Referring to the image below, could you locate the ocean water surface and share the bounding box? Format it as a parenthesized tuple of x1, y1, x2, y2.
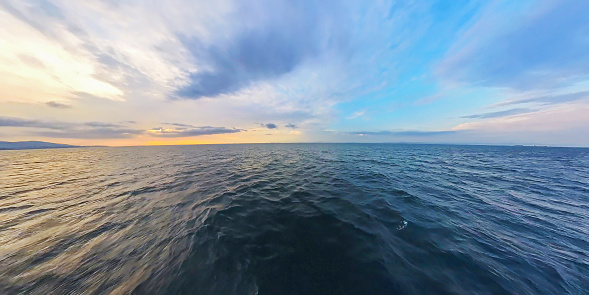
(1, 144, 588, 294)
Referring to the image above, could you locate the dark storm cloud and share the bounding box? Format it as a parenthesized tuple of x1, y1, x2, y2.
(175, 0, 348, 99)
(263, 123, 277, 129)
(461, 108, 534, 119)
(149, 126, 242, 137)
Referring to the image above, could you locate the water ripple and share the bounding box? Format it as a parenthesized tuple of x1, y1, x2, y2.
(0, 144, 588, 294)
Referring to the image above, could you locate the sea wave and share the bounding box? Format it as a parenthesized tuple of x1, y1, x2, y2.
(0, 144, 588, 294)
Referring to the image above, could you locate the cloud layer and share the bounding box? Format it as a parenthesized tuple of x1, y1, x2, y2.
(147, 126, 242, 137)
(0, 116, 241, 139)
(0, 116, 142, 138)
(438, 1, 589, 90)
(176, 1, 346, 99)
(1, 0, 588, 146)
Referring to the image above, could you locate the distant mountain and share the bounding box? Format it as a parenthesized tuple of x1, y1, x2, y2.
(0, 141, 81, 150)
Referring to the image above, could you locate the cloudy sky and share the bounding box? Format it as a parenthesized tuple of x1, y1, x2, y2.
(1, 0, 588, 146)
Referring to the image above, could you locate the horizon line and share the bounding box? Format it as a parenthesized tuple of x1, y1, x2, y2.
(3, 140, 589, 149)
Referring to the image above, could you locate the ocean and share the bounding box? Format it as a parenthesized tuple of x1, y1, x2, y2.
(1, 144, 588, 294)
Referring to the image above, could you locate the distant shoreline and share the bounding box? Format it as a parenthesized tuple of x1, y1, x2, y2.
(0, 141, 81, 150)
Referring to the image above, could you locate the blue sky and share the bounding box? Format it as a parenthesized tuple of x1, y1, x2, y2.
(1, 0, 588, 146)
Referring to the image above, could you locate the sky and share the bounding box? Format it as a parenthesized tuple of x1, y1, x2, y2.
(1, 0, 588, 147)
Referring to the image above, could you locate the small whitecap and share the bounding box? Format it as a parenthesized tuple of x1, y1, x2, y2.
(397, 220, 408, 230)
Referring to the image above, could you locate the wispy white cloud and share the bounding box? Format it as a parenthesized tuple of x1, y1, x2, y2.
(454, 103, 589, 132)
(494, 91, 589, 107)
(0, 0, 198, 104)
(461, 108, 535, 119)
(437, 1, 589, 91)
(347, 110, 366, 119)
(0, 3, 125, 103)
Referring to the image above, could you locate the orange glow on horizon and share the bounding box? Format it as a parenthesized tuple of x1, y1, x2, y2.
(10, 128, 303, 147)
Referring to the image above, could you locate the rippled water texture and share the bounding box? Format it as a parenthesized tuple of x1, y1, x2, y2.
(1, 144, 588, 294)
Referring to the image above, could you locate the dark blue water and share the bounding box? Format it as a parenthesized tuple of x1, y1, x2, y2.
(1, 144, 588, 294)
